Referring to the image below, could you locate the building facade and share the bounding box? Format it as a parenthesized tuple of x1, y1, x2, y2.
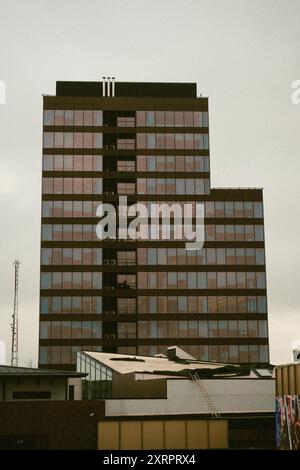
(39, 80, 269, 370)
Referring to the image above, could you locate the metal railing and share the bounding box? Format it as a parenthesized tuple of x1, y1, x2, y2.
(189, 371, 221, 419)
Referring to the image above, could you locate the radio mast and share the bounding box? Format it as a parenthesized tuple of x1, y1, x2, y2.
(11, 260, 20, 367)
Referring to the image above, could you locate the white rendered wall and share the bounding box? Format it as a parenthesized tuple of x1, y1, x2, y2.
(105, 378, 275, 417)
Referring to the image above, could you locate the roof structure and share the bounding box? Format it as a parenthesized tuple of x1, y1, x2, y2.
(0, 365, 86, 378)
(81, 351, 272, 379)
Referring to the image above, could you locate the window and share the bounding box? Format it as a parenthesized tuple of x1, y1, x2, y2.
(43, 110, 54, 125)
(12, 391, 51, 400)
(146, 111, 155, 126)
(117, 138, 135, 149)
(41, 273, 51, 289)
(118, 322, 136, 339)
(174, 111, 183, 127)
(118, 274, 136, 289)
(117, 160, 135, 171)
(257, 296, 267, 313)
(255, 226, 264, 241)
(118, 298, 136, 314)
(254, 202, 263, 218)
(136, 111, 146, 126)
(117, 182, 135, 194)
(117, 251, 136, 265)
(256, 272, 266, 289)
(225, 201, 234, 217)
(42, 201, 52, 217)
(255, 249, 265, 265)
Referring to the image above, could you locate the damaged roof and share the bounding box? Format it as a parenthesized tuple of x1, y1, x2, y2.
(80, 351, 272, 379)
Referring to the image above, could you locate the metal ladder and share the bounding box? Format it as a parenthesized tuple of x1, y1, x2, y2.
(189, 371, 221, 418)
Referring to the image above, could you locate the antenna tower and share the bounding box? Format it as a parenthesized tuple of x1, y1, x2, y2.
(11, 260, 20, 367)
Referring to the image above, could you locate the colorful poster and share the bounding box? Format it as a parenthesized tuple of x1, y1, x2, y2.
(276, 395, 300, 449)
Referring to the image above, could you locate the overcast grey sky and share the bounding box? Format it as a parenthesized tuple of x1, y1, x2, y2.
(0, 0, 299, 366)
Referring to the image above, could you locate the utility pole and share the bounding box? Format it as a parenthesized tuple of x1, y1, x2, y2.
(11, 260, 20, 367)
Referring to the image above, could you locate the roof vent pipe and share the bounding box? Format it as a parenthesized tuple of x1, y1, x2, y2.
(107, 77, 111, 97)
(111, 77, 115, 97)
(102, 77, 106, 97)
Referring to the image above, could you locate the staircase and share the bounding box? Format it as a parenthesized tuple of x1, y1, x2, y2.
(189, 371, 221, 418)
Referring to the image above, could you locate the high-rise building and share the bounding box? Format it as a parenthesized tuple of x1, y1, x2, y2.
(39, 80, 269, 370)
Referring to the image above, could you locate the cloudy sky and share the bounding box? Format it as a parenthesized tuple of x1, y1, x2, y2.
(0, 0, 299, 366)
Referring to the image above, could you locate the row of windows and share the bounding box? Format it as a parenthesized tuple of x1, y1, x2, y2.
(42, 224, 99, 241)
(43, 133, 209, 151)
(40, 272, 102, 290)
(119, 222, 263, 244)
(49, 112, 209, 130)
(43, 110, 103, 127)
(42, 154, 210, 174)
(43, 132, 102, 149)
(41, 223, 264, 243)
(137, 178, 210, 195)
(114, 272, 267, 291)
(136, 344, 269, 364)
(39, 343, 269, 365)
(41, 199, 263, 220)
(40, 246, 265, 268)
(136, 133, 209, 150)
(137, 272, 266, 290)
(137, 295, 267, 314)
(41, 248, 102, 265)
(136, 155, 210, 172)
(136, 111, 208, 128)
(40, 296, 102, 314)
(205, 224, 264, 241)
(138, 223, 262, 246)
(206, 201, 263, 219)
(39, 345, 102, 365)
(140, 201, 264, 219)
(137, 248, 265, 266)
(43, 110, 209, 129)
(42, 177, 102, 194)
(42, 200, 100, 218)
(43, 154, 103, 172)
(39, 321, 102, 339)
(137, 320, 268, 339)
(123, 180, 217, 195)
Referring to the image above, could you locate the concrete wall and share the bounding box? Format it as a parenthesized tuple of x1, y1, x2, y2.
(98, 419, 228, 450)
(105, 378, 275, 416)
(0, 377, 67, 401)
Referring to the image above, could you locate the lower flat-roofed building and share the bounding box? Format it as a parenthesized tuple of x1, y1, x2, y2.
(275, 362, 300, 450)
(0, 365, 85, 401)
(77, 346, 276, 449)
(0, 365, 92, 450)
